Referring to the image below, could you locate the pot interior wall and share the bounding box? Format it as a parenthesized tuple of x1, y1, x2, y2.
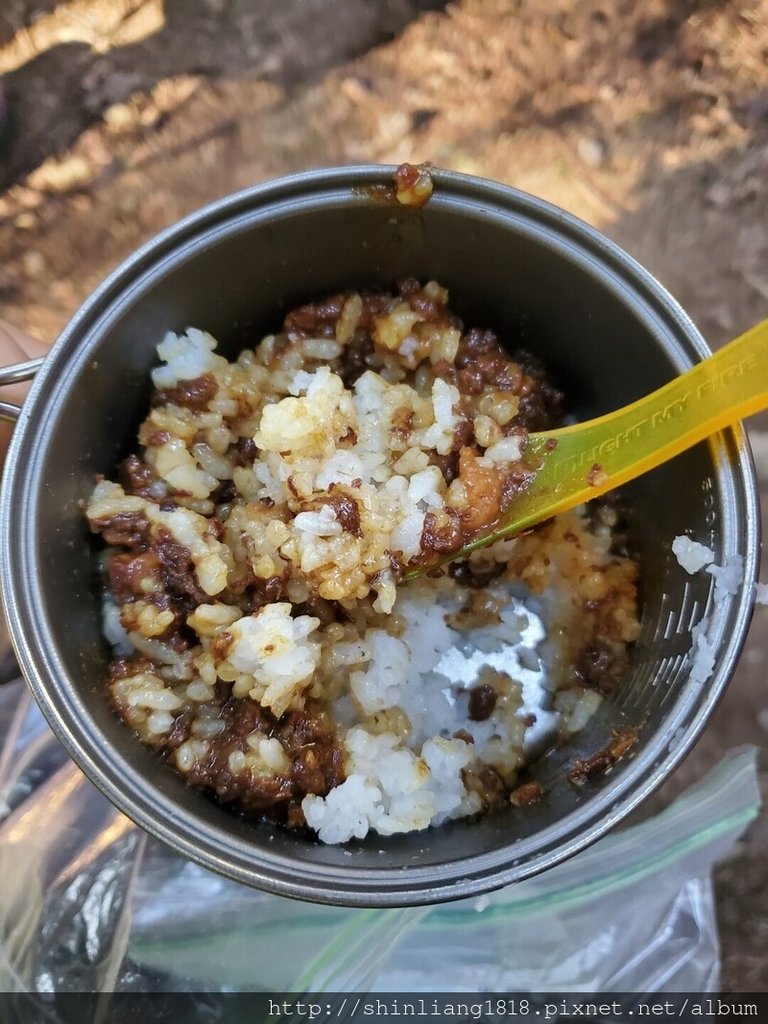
(23, 182, 732, 890)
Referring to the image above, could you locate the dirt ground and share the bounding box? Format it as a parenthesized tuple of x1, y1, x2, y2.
(1, 0, 767, 992)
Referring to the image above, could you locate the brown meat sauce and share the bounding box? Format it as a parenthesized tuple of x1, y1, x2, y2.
(180, 701, 344, 822)
(154, 373, 219, 410)
(90, 278, 640, 831)
(250, 274, 563, 576)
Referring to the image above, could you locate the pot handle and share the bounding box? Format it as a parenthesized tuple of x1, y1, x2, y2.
(0, 356, 45, 423)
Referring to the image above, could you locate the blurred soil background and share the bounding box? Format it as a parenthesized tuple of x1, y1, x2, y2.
(1, 0, 767, 991)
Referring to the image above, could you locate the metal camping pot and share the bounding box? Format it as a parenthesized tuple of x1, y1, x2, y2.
(0, 166, 759, 906)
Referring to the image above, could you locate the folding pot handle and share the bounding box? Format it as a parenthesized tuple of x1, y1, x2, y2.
(0, 357, 45, 423)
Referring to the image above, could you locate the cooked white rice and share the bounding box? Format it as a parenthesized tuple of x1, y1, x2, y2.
(671, 535, 715, 574)
(88, 283, 641, 842)
(672, 534, 748, 685)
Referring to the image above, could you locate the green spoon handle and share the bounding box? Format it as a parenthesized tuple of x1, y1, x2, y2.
(516, 317, 768, 532)
(405, 318, 768, 573)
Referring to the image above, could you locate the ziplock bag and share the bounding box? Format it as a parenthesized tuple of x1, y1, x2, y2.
(0, 678, 760, 995)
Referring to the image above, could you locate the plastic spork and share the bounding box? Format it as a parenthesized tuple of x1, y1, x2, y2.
(405, 318, 768, 576)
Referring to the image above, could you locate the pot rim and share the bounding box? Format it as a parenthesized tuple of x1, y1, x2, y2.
(0, 165, 759, 905)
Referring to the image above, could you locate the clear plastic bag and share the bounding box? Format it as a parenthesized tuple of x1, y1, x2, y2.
(0, 678, 760, 995)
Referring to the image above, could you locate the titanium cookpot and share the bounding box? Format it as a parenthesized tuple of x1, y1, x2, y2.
(0, 166, 759, 906)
